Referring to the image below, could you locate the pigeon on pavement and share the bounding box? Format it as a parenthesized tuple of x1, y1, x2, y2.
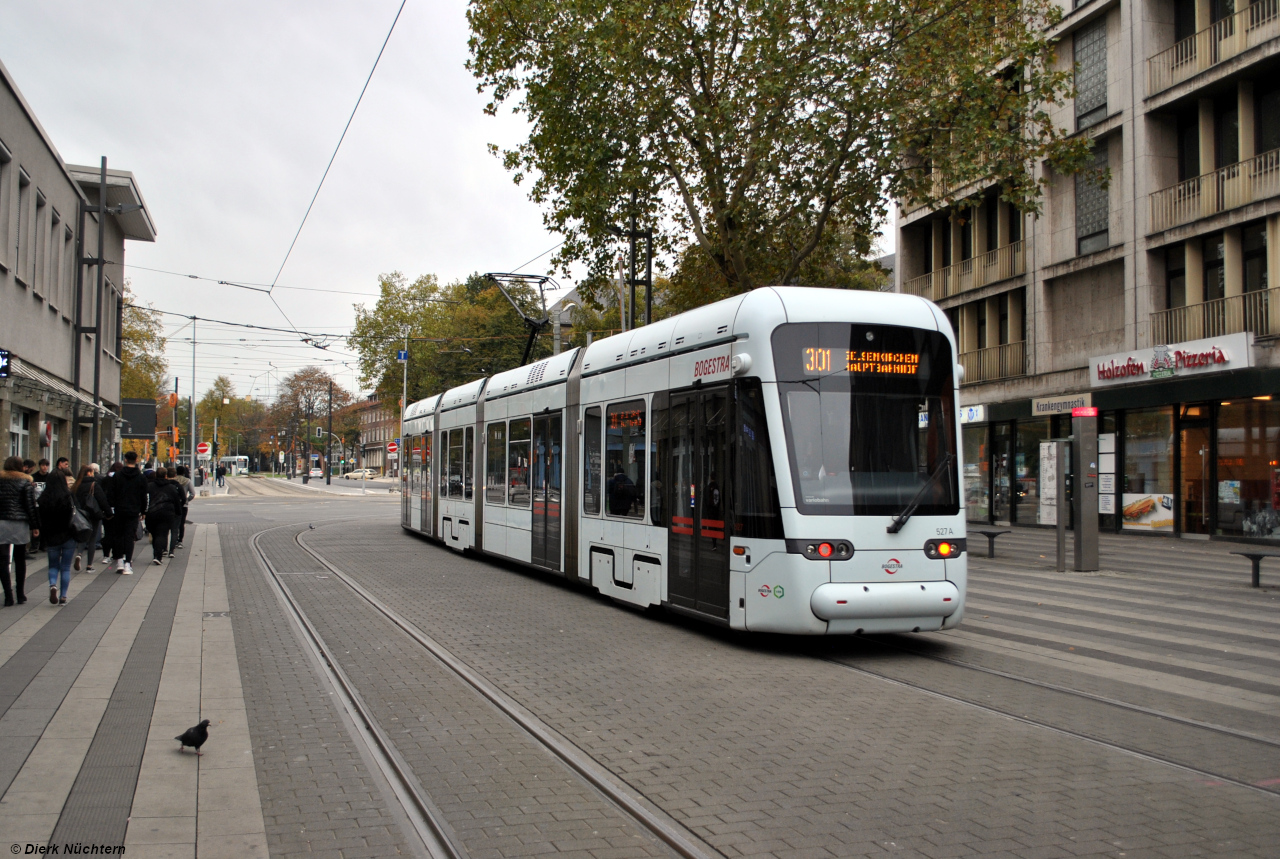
(176, 719, 211, 755)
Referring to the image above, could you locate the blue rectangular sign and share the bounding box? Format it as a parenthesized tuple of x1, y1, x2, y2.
(396, 350, 408, 362)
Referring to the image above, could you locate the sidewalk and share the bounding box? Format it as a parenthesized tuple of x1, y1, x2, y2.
(0, 525, 266, 858)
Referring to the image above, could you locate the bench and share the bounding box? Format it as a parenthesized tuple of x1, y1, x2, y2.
(971, 529, 1012, 559)
(1229, 551, 1280, 587)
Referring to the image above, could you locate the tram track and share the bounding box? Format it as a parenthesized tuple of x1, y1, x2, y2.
(819, 646, 1280, 799)
(252, 520, 716, 859)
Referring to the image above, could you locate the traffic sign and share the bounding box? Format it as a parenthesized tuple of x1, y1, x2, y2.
(387, 440, 399, 454)
(396, 350, 408, 362)
(196, 442, 211, 455)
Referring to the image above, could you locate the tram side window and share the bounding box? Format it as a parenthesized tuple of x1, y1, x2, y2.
(606, 400, 646, 518)
(448, 429, 464, 498)
(486, 421, 506, 504)
(509, 418, 531, 507)
(734, 378, 783, 539)
(464, 427, 474, 500)
(583, 407, 602, 515)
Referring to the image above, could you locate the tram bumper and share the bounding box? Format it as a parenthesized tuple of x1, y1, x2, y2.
(811, 580, 959, 632)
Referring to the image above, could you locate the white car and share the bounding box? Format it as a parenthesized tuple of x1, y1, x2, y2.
(309, 468, 323, 477)
(343, 468, 376, 479)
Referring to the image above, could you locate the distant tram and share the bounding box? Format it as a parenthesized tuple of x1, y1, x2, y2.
(401, 287, 966, 635)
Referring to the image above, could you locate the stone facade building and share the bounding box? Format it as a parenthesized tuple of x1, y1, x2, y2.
(895, 0, 1280, 540)
(355, 395, 397, 475)
(1, 57, 156, 470)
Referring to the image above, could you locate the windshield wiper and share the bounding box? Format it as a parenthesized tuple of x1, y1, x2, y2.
(886, 452, 954, 534)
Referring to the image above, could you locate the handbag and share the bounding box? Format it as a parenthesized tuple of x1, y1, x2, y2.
(70, 505, 93, 544)
(81, 487, 102, 518)
(136, 518, 147, 541)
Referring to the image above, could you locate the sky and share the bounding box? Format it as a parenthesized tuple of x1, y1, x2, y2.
(1, 0, 566, 401)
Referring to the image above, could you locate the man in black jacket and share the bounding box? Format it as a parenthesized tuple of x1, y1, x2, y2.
(103, 451, 148, 575)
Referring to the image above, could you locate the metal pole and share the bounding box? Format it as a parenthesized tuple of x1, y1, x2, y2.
(401, 337, 408, 479)
(628, 196, 637, 333)
(90, 157, 107, 463)
(645, 230, 653, 327)
(1056, 440, 1067, 573)
(190, 316, 197, 481)
(71, 198, 87, 473)
(326, 380, 333, 485)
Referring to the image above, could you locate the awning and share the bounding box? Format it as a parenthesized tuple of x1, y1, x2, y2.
(7, 358, 115, 417)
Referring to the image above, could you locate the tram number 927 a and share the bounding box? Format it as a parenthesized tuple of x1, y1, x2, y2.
(400, 286, 967, 636)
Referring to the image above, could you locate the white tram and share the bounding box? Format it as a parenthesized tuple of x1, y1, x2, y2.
(401, 286, 966, 635)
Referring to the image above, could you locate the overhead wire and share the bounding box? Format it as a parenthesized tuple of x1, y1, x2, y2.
(266, 0, 407, 294)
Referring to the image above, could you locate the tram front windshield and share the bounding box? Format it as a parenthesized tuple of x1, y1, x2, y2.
(772, 322, 959, 517)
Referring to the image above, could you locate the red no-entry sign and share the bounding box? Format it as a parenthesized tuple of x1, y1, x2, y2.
(196, 442, 211, 455)
(387, 441, 399, 454)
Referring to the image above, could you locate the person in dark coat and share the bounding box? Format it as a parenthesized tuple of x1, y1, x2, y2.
(38, 467, 77, 605)
(0, 456, 40, 606)
(102, 451, 148, 575)
(72, 466, 110, 572)
(145, 471, 182, 565)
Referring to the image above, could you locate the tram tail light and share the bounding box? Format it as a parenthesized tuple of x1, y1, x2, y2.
(817, 542, 834, 558)
(924, 538, 966, 559)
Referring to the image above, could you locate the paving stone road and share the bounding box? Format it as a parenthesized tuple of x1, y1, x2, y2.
(3, 492, 1278, 859)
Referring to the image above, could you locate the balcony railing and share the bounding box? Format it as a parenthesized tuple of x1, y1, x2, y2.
(1149, 148, 1280, 233)
(903, 241, 1027, 301)
(1147, 0, 1280, 94)
(1151, 286, 1280, 343)
(960, 340, 1026, 385)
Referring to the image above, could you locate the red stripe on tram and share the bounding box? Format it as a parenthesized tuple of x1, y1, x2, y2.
(701, 519, 724, 528)
(673, 516, 694, 525)
(671, 526, 694, 535)
(701, 529, 725, 539)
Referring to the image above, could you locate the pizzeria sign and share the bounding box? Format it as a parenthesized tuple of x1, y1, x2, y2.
(1090, 332, 1253, 388)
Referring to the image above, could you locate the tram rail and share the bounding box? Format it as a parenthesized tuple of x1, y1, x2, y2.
(252, 520, 717, 859)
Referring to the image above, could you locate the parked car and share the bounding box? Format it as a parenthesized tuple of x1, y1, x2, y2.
(343, 468, 376, 480)
(309, 468, 323, 477)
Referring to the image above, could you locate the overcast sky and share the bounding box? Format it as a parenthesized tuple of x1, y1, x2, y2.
(2, 0, 563, 400)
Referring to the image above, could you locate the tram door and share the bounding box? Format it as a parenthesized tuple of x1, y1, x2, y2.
(531, 413, 563, 570)
(409, 438, 422, 530)
(422, 431, 433, 536)
(668, 386, 730, 618)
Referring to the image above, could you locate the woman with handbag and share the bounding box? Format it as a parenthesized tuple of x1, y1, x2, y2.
(72, 466, 110, 572)
(0, 455, 40, 606)
(38, 467, 80, 605)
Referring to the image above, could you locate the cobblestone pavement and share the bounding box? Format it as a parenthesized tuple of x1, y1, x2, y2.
(296, 519, 1280, 859)
(7, 492, 1278, 859)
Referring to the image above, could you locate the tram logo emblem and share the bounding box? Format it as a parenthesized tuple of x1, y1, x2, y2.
(758, 584, 785, 598)
(758, 584, 772, 598)
(882, 558, 903, 574)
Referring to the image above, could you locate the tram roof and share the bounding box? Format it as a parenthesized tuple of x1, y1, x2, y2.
(579, 286, 946, 377)
(483, 348, 581, 401)
(438, 377, 488, 412)
(403, 394, 441, 421)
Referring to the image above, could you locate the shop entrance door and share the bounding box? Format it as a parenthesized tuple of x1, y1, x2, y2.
(1180, 419, 1213, 534)
(667, 386, 730, 619)
(992, 422, 1014, 523)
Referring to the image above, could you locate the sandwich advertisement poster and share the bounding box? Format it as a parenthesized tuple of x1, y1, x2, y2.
(1121, 493, 1174, 532)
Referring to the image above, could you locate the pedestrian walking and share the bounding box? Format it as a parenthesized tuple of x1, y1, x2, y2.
(38, 467, 77, 605)
(26, 458, 47, 558)
(102, 451, 148, 575)
(72, 465, 110, 572)
(0, 456, 40, 606)
(145, 470, 182, 565)
(171, 466, 194, 549)
(216, 464, 226, 488)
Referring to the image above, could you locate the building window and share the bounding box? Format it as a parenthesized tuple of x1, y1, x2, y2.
(9, 408, 31, 459)
(1122, 407, 1174, 532)
(1218, 400, 1280, 539)
(1176, 107, 1200, 181)
(1215, 95, 1239, 168)
(1243, 223, 1268, 293)
(1074, 18, 1108, 130)
(1259, 82, 1280, 155)
(34, 189, 47, 296)
(1076, 138, 1109, 255)
(1173, 0, 1197, 42)
(17, 169, 30, 283)
(1203, 232, 1225, 301)
(1167, 245, 1187, 309)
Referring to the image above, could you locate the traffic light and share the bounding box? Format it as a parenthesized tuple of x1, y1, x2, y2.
(212, 440, 220, 457)
(173, 426, 179, 445)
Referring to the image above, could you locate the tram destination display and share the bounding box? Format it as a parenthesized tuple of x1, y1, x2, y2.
(801, 348, 920, 376)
